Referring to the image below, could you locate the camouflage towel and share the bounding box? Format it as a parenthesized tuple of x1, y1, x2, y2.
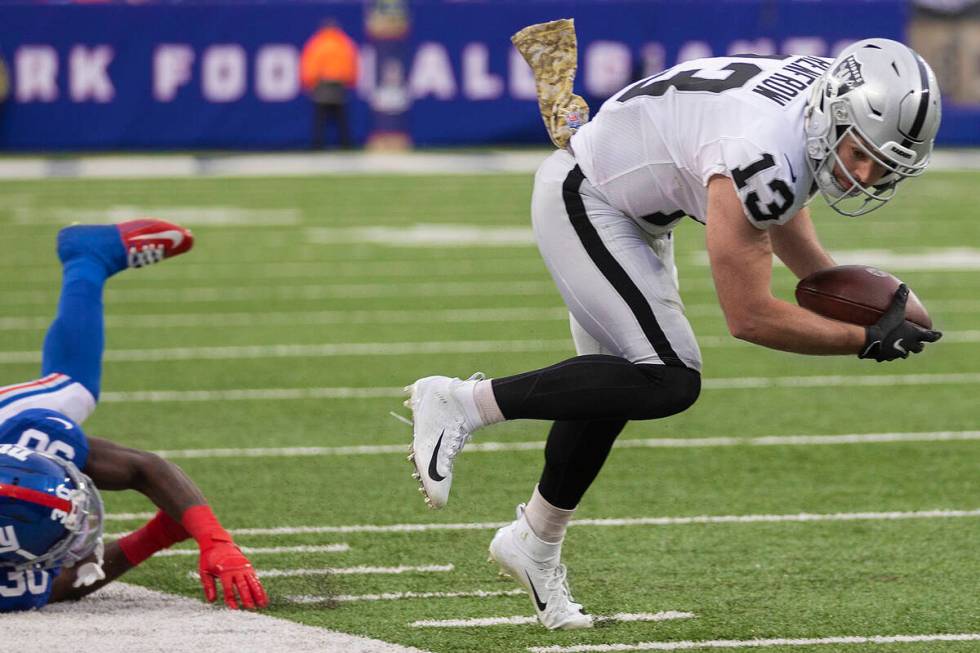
(511, 19, 590, 149)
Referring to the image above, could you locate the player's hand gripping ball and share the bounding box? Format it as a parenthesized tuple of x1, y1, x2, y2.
(796, 265, 941, 362)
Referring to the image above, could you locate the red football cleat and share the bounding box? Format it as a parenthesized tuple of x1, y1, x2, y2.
(117, 219, 194, 268)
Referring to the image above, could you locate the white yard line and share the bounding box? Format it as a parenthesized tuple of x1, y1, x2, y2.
(287, 589, 525, 604)
(104, 386, 403, 402)
(2, 267, 976, 305)
(3, 299, 980, 332)
(0, 582, 428, 653)
(105, 508, 978, 538)
(96, 372, 980, 405)
(2, 334, 976, 364)
(412, 611, 695, 628)
(0, 281, 560, 305)
(13, 206, 304, 227)
(0, 307, 571, 331)
(178, 563, 453, 580)
(148, 431, 980, 461)
(254, 564, 454, 578)
(0, 339, 571, 363)
(690, 248, 980, 271)
(157, 543, 350, 557)
(306, 224, 536, 247)
(702, 372, 980, 389)
(104, 511, 156, 521)
(527, 633, 980, 652)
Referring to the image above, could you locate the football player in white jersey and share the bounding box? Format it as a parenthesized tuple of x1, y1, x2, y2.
(405, 38, 943, 629)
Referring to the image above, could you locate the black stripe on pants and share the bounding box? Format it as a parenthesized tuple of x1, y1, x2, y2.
(561, 165, 686, 368)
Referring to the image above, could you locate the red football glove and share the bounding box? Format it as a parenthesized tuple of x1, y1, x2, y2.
(182, 505, 269, 610)
(197, 538, 268, 610)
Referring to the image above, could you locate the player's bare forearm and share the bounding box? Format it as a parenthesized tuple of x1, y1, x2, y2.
(724, 295, 867, 354)
(706, 176, 864, 355)
(48, 540, 134, 604)
(85, 437, 207, 520)
(769, 208, 837, 279)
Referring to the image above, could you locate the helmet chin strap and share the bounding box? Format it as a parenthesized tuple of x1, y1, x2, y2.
(72, 538, 105, 588)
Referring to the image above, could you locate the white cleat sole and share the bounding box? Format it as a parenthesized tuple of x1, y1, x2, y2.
(405, 382, 439, 510)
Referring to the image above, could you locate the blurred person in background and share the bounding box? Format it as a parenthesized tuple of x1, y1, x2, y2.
(300, 19, 359, 150)
(0, 50, 9, 131)
(0, 219, 268, 612)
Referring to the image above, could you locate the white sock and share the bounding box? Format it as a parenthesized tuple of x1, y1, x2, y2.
(454, 378, 505, 432)
(523, 485, 575, 545)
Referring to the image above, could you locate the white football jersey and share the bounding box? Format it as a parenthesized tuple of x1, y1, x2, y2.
(569, 54, 834, 234)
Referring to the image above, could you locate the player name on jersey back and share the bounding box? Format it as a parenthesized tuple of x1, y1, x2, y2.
(751, 56, 832, 106)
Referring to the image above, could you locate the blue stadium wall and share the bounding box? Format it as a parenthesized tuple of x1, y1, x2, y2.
(0, 0, 973, 150)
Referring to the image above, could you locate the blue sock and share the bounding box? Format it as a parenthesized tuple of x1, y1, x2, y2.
(56, 224, 127, 277)
(41, 227, 123, 400)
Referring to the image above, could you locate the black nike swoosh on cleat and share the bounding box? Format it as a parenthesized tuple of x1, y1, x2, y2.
(526, 572, 547, 612)
(427, 431, 447, 482)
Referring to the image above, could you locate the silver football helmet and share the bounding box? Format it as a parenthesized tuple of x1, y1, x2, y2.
(804, 38, 941, 216)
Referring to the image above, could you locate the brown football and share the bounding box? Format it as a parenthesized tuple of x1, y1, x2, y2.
(795, 265, 932, 329)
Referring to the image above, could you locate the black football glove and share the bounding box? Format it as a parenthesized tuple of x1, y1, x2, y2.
(859, 284, 942, 362)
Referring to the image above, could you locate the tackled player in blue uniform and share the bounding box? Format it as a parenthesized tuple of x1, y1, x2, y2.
(0, 220, 268, 612)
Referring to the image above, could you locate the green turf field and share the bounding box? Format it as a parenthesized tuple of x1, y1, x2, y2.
(0, 168, 977, 652)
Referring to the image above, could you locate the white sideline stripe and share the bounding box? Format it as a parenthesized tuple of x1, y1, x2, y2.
(148, 431, 980, 460)
(157, 544, 350, 557)
(96, 373, 980, 404)
(255, 564, 454, 578)
(411, 611, 695, 629)
(287, 589, 526, 604)
(527, 633, 980, 652)
(117, 508, 971, 538)
(0, 150, 555, 180)
(0, 582, 428, 653)
(2, 335, 976, 364)
(0, 149, 975, 180)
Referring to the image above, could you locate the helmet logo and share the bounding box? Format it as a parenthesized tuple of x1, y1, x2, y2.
(834, 55, 866, 94)
(0, 443, 32, 462)
(0, 525, 20, 554)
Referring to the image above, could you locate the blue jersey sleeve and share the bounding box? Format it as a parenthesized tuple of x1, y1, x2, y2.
(0, 408, 90, 470)
(0, 568, 55, 612)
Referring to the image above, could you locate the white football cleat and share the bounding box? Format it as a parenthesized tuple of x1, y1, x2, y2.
(404, 373, 483, 509)
(488, 504, 592, 630)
